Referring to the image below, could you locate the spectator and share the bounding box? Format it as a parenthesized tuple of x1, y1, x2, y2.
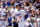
(24, 18, 32, 27)
(33, 19, 39, 27)
(0, 17, 8, 27)
(8, 14, 12, 26)
(13, 17, 18, 27)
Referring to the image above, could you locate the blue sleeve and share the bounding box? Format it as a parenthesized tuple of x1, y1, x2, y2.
(3, 3, 6, 8)
(25, 14, 28, 19)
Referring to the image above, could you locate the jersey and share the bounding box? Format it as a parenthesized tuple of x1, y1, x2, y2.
(16, 9, 26, 22)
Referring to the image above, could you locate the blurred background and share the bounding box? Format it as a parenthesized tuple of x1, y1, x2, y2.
(0, 0, 40, 27)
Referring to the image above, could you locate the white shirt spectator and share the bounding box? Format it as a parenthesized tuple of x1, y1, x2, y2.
(25, 22, 32, 27)
(18, 21, 25, 27)
(0, 21, 8, 27)
(33, 23, 39, 27)
(0, 8, 6, 16)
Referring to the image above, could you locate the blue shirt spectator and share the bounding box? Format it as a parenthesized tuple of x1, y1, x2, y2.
(8, 17, 12, 26)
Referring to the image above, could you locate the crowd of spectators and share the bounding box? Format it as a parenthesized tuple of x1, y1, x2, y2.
(0, 0, 40, 27)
